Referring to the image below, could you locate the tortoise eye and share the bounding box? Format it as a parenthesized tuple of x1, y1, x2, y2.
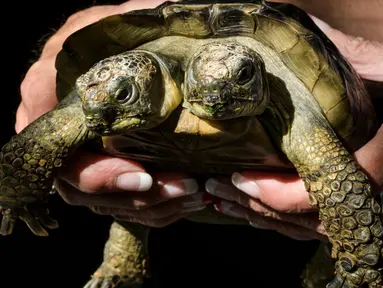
(237, 65, 255, 85)
(115, 84, 138, 105)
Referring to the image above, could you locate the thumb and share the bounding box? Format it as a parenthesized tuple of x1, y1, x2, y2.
(231, 171, 314, 213)
(59, 150, 153, 193)
(310, 15, 383, 81)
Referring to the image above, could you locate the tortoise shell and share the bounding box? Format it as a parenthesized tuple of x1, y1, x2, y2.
(55, 0, 377, 174)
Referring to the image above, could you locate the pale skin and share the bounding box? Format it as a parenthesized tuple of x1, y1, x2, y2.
(17, 0, 383, 236)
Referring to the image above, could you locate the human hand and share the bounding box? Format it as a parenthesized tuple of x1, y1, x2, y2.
(205, 15, 383, 241)
(15, 0, 208, 228)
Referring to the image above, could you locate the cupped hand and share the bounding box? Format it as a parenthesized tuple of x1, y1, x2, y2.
(206, 15, 383, 241)
(15, 0, 207, 228)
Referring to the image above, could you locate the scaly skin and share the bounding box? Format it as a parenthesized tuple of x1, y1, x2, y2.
(185, 39, 382, 287)
(0, 49, 183, 287)
(84, 222, 150, 288)
(285, 125, 383, 287)
(0, 92, 90, 236)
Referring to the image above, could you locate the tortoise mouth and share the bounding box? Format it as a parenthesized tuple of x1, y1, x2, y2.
(191, 101, 230, 119)
(86, 122, 113, 135)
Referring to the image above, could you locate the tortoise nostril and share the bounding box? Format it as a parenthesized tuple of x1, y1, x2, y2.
(83, 102, 115, 122)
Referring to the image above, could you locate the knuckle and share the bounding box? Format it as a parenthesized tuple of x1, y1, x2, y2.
(344, 36, 383, 65)
(347, 36, 369, 56)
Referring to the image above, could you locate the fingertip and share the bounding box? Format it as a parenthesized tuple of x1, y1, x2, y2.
(60, 151, 148, 193)
(308, 14, 332, 33)
(115, 171, 153, 192)
(232, 171, 314, 213)
(160, 178, 198, 198)
(231, 172, 261, 199)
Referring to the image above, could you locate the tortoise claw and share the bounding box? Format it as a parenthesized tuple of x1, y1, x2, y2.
(37, 213, 59, 229)
(84, 277, 144, 288)
(84, 278, 118, 288)
(0, 203, 58, 236)
(18, 208, 49, 236)
(326, 275, 345, 288)
(0, 212, 16, 235)
(84, 278, 102, 288)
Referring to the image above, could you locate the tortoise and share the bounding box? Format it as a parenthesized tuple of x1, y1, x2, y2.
(0, 0, 382, 287)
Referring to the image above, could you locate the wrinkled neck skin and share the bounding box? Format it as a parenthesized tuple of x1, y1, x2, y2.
(258, 73, 294, 148)
(131, 50, 183, 131)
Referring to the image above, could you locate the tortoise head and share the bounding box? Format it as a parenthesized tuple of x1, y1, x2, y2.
(76, 51, 165, 135)
(184, 42, 269, 120)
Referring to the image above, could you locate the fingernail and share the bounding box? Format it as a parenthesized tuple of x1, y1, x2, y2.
(183, 204, 206, 213)
(215, 201, 244, 218)
(231, 172, 261, 199)
(205, 178, 235, 196)
(115, 172, 153, 191)
(309, 15, 331, 32)
(162, 178, 198, 198)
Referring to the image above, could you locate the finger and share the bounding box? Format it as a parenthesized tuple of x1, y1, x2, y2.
(55, 178, 155, 210)
(206, 178, 324, 233)
(216, 201, 327, 241)
(90, 192, 210, 220)
(59, 150, 200, 196)
(115, 207, 205, 228)
(17, 59, 58, 133)
(55, 172, 199, 209)
(230, 172, 314, 213)
(59, 150, 152, 193)
(310, 15, 383, 81)
(354, 124, 383, 191)
(205, 178, 252, 208)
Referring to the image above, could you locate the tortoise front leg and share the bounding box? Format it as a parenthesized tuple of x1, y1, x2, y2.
(284, 126, 382, 287)
(84, 221, 150, 288)
(0, 92, 90, 236)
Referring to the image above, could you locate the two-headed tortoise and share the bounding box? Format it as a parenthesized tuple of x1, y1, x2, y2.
(0, 1, 381, 287)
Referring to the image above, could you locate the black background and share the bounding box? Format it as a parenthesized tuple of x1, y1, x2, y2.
(1, 1, 380, 288)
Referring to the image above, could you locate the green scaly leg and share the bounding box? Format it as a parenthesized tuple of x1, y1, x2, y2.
(0, 92, 88, 236)
(84, 221, 150, 288)
(286, 126, 382, 287)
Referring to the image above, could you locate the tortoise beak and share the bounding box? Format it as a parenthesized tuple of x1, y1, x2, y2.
(83, 102, 115, 134)
(202, 93, 229, 107)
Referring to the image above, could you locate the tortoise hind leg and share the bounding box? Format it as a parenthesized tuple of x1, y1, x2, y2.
(301, 242, 336, 288)
(84, 221, 150, 288)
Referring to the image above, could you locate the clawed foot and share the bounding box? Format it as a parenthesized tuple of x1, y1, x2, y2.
(84, 276, 144, 288)
(84, 277, 116, 288)
(0, 200, 58, 236)
(327, 266, 382, 288)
